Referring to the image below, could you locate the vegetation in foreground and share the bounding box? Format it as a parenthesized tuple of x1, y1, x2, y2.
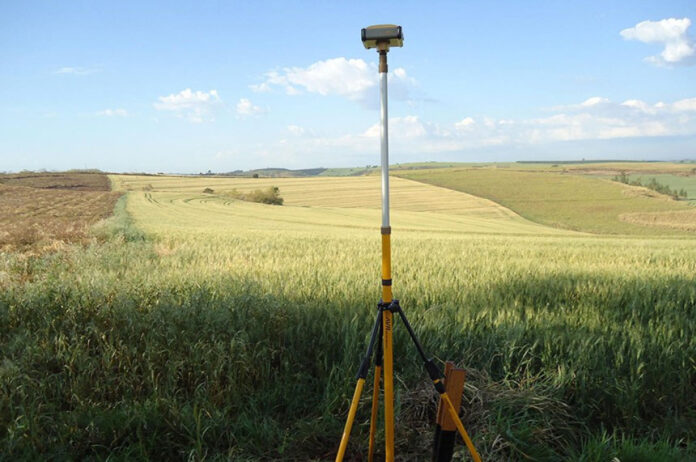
(1, 173, 694, 460)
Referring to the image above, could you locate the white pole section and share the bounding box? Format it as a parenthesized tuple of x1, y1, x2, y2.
(379, 52, 390, 229)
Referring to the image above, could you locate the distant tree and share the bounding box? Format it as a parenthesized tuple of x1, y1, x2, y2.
(612, 171, 630, 184)
(252, 173, 259, 178)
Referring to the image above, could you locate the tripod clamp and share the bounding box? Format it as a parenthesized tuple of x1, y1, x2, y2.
(378, 299, 447, 395)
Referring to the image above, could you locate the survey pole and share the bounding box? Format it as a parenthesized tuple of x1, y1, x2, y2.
(379, 49, 390, 235)
(377, 44, 396, 462)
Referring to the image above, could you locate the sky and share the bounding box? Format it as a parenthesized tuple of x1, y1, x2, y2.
(1, 1, 695, 173)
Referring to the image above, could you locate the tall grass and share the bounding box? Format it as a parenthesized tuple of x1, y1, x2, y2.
(1, 184, 695, 460)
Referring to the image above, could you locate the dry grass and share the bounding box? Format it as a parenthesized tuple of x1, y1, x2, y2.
(0, 173, 120, 252)
(620, 209, 696, 231)
(397, 367, 578, 461)
(109, 174, 540, 222)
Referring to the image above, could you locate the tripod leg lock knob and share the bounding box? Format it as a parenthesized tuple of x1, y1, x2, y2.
(425, 359, 446, 394)
(388, 300, 401, 313)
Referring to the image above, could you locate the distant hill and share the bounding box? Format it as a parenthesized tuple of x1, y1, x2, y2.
(216, 166, 380, 178)
(179, 160, 696, 178)
(396, 166, 695, 235)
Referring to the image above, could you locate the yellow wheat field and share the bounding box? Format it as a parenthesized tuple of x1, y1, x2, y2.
(110, 174, 576, 237)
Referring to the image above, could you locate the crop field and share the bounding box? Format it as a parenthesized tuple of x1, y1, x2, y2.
(0, 172, 120, 252)
(111, 174, 571, 235)
(397, 167, 696, 235)
(391, 161, 696, 175)
(1, 171, 695, 460)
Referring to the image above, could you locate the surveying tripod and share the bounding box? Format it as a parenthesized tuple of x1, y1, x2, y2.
(335, 25, 482, 462)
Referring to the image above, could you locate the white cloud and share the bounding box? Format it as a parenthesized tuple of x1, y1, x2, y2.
(154, 88, 221, 123)
(497, 97, 696, 142)
(249, 82, 271, 93)
(363, 115, 440, 139)
(621, 18, 695, 66)
(287, 125, 306, 136)
(551, 96, 611, 111)
(455, 117, 476, 130)
(96, 108, 128, 117)
(255, 58, 372, 98)
(251, 57, 417, 107)
(236, 98, 265, 117)
(672, 97, 696, 112)
(53, 66, 99, 76)
(580, 96, 610, 107)
(275, 96, 696, 162)
(620, 99, 653, 113)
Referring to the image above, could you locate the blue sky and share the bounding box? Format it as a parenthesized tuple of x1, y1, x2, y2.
(1, 1, 695, 173)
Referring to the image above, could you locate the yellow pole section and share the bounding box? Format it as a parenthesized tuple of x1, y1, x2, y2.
(367, 365, 381, 462)
(335, 378, 366, 462)
(381, 230, 395, 461)
(381, 233, 392, 303)
(441, 393, 482, 462)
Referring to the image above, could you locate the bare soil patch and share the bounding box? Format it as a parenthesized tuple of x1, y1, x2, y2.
(0, 171, 111, 191)
(0, 172, 120, 252)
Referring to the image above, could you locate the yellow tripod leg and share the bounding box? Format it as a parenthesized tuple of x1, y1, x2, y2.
(335, 378, 366, 462)
(336, 303, 382, 461)
(440, 392, 482, 462)
(367, 364, 381, 462)
(383, 311, 394, 462)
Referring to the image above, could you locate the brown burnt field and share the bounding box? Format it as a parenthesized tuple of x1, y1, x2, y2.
(0, 172, 120, 252)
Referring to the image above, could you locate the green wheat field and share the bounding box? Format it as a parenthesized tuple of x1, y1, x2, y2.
(2, 165, 695, 461)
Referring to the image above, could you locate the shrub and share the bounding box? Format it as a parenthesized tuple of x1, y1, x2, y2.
(227, 186, 283, 205)
(203, 188, 214, 194)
